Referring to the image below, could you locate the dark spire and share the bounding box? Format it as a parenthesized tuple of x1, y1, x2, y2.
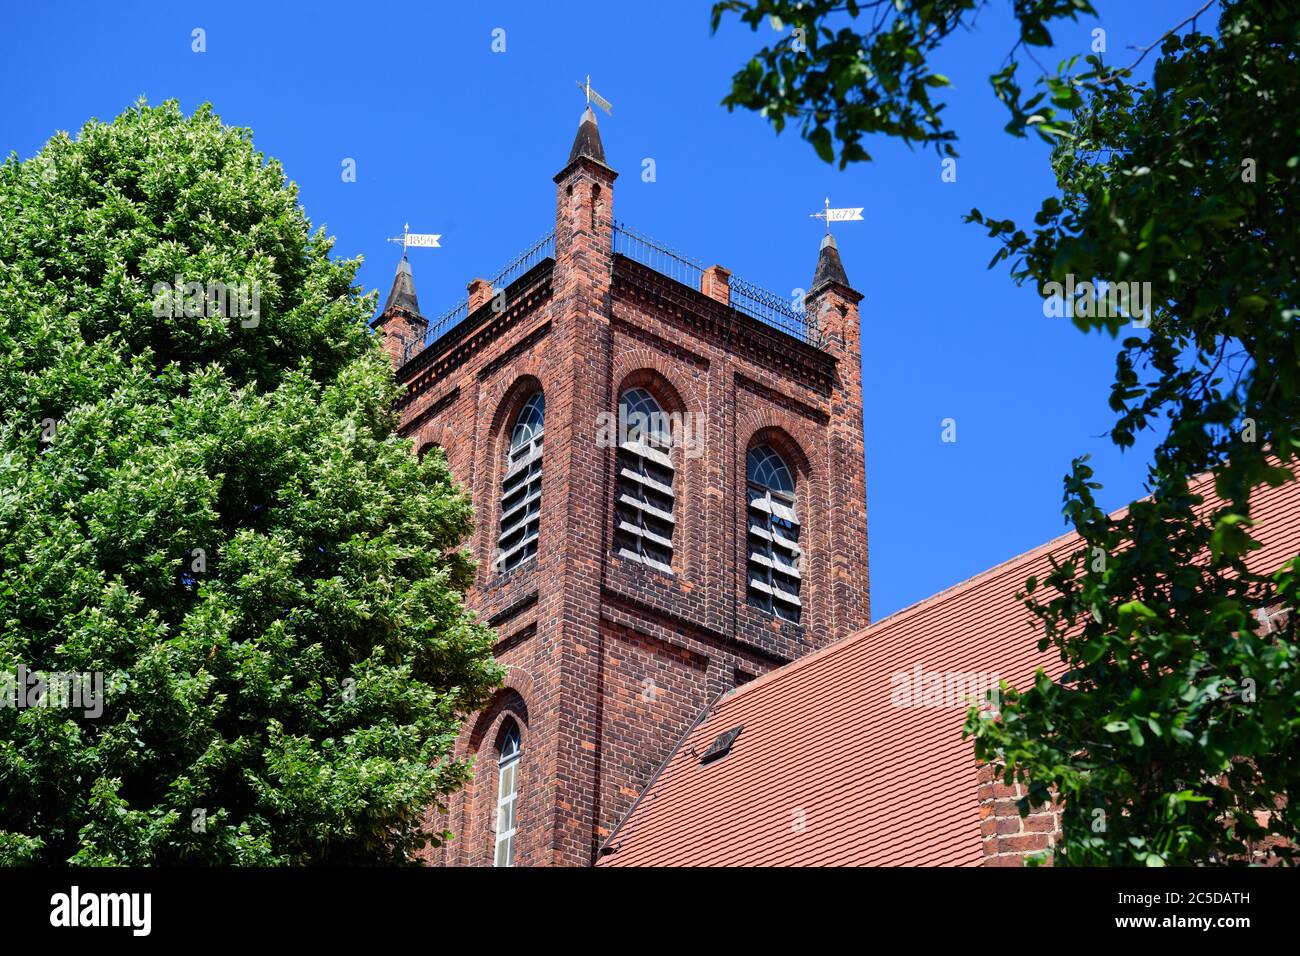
(568, 105, 607, 166)
(383, 255, 421, 316)
(810, 233, 851, 293)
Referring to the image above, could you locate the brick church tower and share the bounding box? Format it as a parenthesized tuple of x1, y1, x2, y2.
(374, 107, 870, 866)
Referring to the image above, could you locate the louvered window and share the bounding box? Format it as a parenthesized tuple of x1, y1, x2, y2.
(746, 445, 801, 622)
(496, 392, 544, 573)
(613, 388, 675, 574)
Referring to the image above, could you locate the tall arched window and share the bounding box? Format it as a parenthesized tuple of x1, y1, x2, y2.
(746, 444, 802, 622)
(496, 392, 544, 573)
(613, 387, 675, 573)
(493, 724, 521, 867)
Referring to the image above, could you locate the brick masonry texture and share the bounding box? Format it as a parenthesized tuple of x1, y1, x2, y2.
(377, 119, 871, 866)
(977, 763, 1061, 867)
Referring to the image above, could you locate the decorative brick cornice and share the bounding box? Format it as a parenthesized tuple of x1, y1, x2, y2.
(601, 584, 800, 667)
(612, 256, 835, 392)
(394, 260, 554, 398)
(476, 321, 553, 383)
(610, 315, 710, 370)
(809, 278, 864, 306)
(553, 154, 618, 185)
(396, 385, 460, 438)
(487, 590, 539, 629)
(734, 371, 830, 425)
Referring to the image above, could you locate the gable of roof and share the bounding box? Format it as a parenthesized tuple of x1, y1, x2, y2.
(598, 473, 1300, 867)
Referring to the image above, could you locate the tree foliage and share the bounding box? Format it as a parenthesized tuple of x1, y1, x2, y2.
(715, 0, 1300, 864)
(711, 0, 1098, 165)
(0, 101, 502, 865)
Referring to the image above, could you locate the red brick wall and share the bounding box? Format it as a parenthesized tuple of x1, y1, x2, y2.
(974, 603, 1298, 868)
(977, 764, 1061, 866)
(379, 307, 426, 368)
(383, 135, 870, 866)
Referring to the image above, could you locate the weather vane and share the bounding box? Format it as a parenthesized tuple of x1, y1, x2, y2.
(810, 197, 864, 235)
(386, 223, 442, 255)
(575, 74, 613, 115)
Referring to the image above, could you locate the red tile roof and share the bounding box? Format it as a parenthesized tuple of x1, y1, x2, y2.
(598, 474, 1300, 867)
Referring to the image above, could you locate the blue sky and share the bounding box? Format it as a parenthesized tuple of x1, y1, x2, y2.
(0, 1, 1195, 618)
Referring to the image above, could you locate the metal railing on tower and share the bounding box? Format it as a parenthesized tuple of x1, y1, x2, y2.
(612, 221, 822, 347)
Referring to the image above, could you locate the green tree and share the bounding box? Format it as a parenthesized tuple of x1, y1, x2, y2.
(714, 0, 1299, 864)
(0, 100, 502, 865)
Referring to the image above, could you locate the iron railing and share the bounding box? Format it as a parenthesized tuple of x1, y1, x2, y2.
(612, 220, 706, 291)
(400, 231, 555, 365)
(729, 274, 820, 346)
(488, 230, 556, 294)
(415, 299, 468, 358)
(397, 223, 825, 363)
(613, 220, 821, 347)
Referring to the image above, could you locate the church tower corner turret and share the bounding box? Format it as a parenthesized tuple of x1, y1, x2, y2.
(374, 255, 428, 369)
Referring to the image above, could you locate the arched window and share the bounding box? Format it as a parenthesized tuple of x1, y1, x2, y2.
(613, 387, 675, 573)
(493, 724, 521, 867)
(496, 392, 544, 573)
(746, 444, 801, 622)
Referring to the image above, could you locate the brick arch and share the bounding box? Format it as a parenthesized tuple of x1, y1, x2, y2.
(613, 365, 688, 417)
(487, 373, 546, 451)
(476, 362, 549, 467)
(492, 712, 523, 752)
(414, 437, 459, 487)
(610, 349, 704, 414)
(412, 403, 477, 484)
(744, 424, 812, 486)
(456, 661, 536, 755)
(466, 686, 531, 752)
(454, 685, 533, 867)
(415, 438, 450, 477)
(735, 409, 819, 482)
